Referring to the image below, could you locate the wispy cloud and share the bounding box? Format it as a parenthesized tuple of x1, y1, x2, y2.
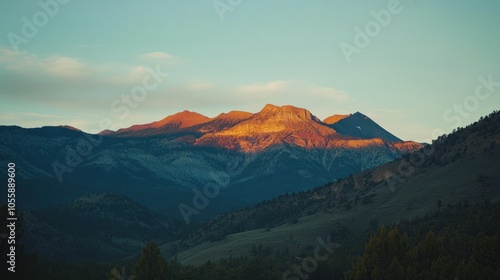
(377, 108, 403, 113)
(309, 87, 349, 102)
(24, 113, 68, 119)
(44, 57, 86, 77)
(0, 47, 178, 84)
(238, 80, 289, 93)
(0, 47, 174, 117)
(140, 51, 175, 60)
(188, 81, 215, 91)
(0, 47, 91, 78)
(108, 66, 151, 85)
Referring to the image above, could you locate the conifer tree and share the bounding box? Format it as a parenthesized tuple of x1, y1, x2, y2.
(134, 241, 166, 280)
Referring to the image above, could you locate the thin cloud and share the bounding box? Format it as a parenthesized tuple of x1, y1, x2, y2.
(188, 81, 215, 91)
(0, 47, 172, 118)
(378, 108, 403, 113)
(44, 57, 86, 77)
(0, 47, 171, 88)
(140, 51, 175, 60)
(108, 66, 152, 85)
(0, 47, 89, 78)
(309, 87, 349, 102)
(24, 113, 69, 119)
(238, 80, 289, 93)
(0, 47, 175, 84)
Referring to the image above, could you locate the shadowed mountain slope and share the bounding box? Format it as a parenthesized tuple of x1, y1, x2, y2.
(328, 112, 402, 142)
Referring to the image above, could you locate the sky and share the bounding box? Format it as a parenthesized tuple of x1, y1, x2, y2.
(0, 0, 499, 142)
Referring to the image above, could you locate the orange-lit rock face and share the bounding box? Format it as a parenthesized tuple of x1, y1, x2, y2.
(215, 104, 335, 136)
(328, 138, 385, 148)
(154, 110, 212, 129)
(198, 111, 254, 133)
(195, 105, 424, 152)
(217, 111, 254, 121)
(116, 110, 211, 134)
(323, 114, 350, 125)
(196, 105, 343, 151)
(393, 141, 425, 152)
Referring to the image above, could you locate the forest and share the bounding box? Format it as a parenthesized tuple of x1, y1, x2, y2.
(2, 199, 499, 279)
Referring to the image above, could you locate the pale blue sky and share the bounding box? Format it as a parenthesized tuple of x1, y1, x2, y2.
(0, 0, 499, 142)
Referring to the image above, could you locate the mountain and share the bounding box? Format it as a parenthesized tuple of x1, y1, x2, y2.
(112, 110, 211, 137)
(22, 192, 184, 261)
(323, 114, 349, 125)
(164, 110, 500, 265)
(98, 129, 115, 135)
(195, 111, 254, 134)
(326, 112, 402, 142)
(0, 104, 422, 222)
(196, 104, 344, 151)
(59, 125, 81, 132)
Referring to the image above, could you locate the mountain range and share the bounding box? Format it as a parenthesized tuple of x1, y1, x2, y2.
(0, 105, 423, 222)
(105, 104, 419, 152)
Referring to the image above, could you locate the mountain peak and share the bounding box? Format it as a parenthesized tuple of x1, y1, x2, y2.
(352, 111, 367, 118)
(258, 104, 317, 121)
(59, 125, 81, 132)
(215, 111, 253, 121)
(196, 111, 254, 134)
(323, 114, 350, 125)
(197, 104, 337, 151)
(153, 110, 210, 129)
(262, 104, 280, 112)
(328, 112, 402, 142)
(98, 129, 115, 135)
(114, 110, 211, 136)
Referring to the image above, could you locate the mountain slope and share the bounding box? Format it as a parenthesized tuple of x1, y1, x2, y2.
(194, 105, 418, 152)
(328, 112, 402, 142)
(195, 104, 344, 151)
(23, 192, 184, 261)
(323, 114, 349, 125)
(195, 111, 254, 134)
(113, 110, 211, 137)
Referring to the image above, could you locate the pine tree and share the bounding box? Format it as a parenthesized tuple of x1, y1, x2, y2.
(134, 241, 166, 280)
